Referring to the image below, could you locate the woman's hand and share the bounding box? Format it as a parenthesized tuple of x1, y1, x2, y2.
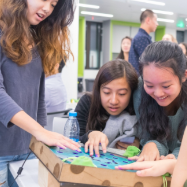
(11, 111, 81, 151)
(129, 142, 160, 161)
(116, 138, 140, 150)
(35, 129, 81, 151)
(85, 131, 109, 157)
(160, 154, 176, 160)
(115, 159, 177, 177)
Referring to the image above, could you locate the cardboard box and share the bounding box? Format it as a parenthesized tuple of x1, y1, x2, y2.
(29, 136, 171, 187)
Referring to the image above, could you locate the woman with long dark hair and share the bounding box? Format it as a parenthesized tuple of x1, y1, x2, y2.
(75, 59, 138, 156)
(118, 41, 187, 164)
(117, 36, 132, 61)
(0, 0, 80, 186)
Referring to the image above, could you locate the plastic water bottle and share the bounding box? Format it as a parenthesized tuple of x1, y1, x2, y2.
(63, 111, 80, 142)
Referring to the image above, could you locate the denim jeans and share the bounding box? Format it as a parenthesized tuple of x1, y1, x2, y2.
(0, 153, 36, 187)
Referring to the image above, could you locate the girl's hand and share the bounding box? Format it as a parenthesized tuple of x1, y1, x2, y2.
(11, 111, 81, 151)
(85, 131, 109, 157)
(160, 154, 176, 160)
(115, 159, 177, 177)
(35, 129, 81, 151)
(129, 142, 160, 161)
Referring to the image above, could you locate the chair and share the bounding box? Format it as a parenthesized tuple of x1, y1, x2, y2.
(52, 117, 68, 135)
(45, 108, 72, 131)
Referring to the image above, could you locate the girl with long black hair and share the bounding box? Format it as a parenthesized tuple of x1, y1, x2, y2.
(75, 59, 139, 156)
(117, 36, 132, 61)
(120, 41, 187, 162)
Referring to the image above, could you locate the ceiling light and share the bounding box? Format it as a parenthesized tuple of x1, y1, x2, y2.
(157, 18, 174, 23)
(81, 11, 113, 18)
(131, 0, 165, 6)
(141, 8, 173, 15)
(186, 18, 187, 21)
(78, 3, 100, 9)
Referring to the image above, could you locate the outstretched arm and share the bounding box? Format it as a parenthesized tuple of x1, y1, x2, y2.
(171, 127, 187, 187)
(115, 159, 176, 177)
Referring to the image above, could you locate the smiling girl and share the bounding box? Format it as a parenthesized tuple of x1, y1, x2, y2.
(75, 59, 139, 156)
(126, 41, 187, 162)
(0, 0, 80, 186)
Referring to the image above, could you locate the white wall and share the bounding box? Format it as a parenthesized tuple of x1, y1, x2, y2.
(112, 25, 155, 53)
(84, 69, 99, 79)
(62, 0, 79, 101)
(165, 27, 176, 38)
(112, 25, 130, 53)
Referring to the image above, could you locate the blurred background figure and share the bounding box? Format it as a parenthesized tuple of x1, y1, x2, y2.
(179, 42, 187, 56)
(162, 34, 178, 43)
(45, 60, 67, 113)
(117, 36, 132, 61)
(129, 9, 158, 75)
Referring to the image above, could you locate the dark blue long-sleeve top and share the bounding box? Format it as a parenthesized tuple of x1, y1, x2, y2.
(129, 28, 152, 75)
(0, 31, 47, 156)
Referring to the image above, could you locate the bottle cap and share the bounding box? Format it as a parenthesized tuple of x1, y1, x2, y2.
(69, 112, 77, 117)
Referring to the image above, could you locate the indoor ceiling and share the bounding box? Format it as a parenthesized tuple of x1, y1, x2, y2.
(79, 0, 187, 29)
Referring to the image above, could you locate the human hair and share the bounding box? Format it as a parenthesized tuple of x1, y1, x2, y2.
(140, 9, 155, 23)
(162, 34, 178, 44)
(117, 36, 132, 60)
(0, 0, 74, 76)
(86, 59, 138, 131)
(139, 41, 187, 142)
(180, 42, 187, 56)
(58, 59, 65, 73)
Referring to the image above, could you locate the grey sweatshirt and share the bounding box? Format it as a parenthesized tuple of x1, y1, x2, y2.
(103, 111, 137, 148)
(0, 32, 47, 156)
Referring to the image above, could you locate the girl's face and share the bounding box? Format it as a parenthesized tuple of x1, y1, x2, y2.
(143, 63, 186, 107)
(162, 34, 172, 42)
(121, 38, 131, 53)
(26, 0, 58, 25)
(179, 44, 186, 55)
(100, 76, 131, 116)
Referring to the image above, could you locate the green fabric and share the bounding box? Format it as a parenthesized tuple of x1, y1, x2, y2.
(133, 78, 184, 159)
(184, 180, 187, 187)
(162, 173, 171, 187)
(123, 146, 141, 157)
(62, 156, 97, 167)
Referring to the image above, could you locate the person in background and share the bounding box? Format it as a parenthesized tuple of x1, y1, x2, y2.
(179, 42, 187, 56)
(129, 9, 158, 75)
(162, 34, 178, 44)
(117, 36, 132, 61)
(45, 60, 67, 113)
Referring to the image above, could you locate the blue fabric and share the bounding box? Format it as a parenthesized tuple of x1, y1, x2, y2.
(0, 153, 36, 187)
(129, 28, 152, 75)
(45, 73, 67, 113)
(0, 31, 47, 156)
